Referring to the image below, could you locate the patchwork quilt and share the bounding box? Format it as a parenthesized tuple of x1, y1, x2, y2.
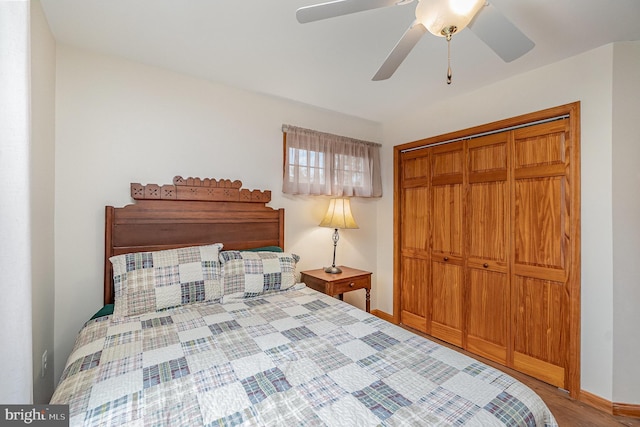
(51, 286, 557, 426)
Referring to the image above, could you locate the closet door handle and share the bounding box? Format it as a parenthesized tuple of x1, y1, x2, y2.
(483, 263, 489, 268)
(444, 257, 449, 261)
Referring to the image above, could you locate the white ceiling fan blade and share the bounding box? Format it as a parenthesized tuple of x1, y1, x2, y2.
(296, 0, 411, 24)
(469, 3, 534, 62)
(372, 21, 426, 81)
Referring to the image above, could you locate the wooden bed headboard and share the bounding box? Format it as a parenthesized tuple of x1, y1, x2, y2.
(103, 176, 284, 305)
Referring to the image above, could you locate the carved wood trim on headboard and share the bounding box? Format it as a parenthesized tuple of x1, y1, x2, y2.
(131, 176, 271, 203)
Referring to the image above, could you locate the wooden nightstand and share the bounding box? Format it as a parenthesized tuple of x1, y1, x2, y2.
(300, 266, 372, 313)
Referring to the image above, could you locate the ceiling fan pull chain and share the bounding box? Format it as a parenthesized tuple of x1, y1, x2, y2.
(446, 33, 452, 84)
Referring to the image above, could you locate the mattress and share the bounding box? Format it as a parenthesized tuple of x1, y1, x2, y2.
(51, 285, 557, 426)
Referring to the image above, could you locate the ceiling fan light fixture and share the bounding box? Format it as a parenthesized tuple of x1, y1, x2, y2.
(416, 0, 485, 37)
(297, 0, 534, 81)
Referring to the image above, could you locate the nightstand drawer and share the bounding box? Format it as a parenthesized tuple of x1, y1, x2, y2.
(329, 276, 370, 295)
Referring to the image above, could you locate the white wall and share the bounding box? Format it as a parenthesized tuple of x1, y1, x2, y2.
(53, 45, 383, 382)
(381, 45, 617, 401)
(30, 0, 56, 404)
(0, 0, 34, 403)
(612, 41, 640, 404)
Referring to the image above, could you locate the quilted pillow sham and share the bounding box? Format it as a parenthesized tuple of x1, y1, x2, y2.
(219, 250, 300, 303)
(110, 243, 223, 318)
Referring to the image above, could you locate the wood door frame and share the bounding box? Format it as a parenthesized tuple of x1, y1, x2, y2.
(393, 101, 581, 398)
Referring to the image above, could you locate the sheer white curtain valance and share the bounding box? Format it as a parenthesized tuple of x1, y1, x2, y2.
(282, 125, 382, 197)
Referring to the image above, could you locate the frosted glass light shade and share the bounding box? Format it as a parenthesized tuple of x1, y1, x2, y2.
(319, 198, 359, 229)
(416, 0, 485, 37)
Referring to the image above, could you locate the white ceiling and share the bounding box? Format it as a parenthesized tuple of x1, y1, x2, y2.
(39, 0, 640, 123)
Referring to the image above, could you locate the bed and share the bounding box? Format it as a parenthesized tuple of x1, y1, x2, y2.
(51, 176, 558, 426)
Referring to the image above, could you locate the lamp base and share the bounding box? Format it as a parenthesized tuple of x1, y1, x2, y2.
(324, 265, 342, 274)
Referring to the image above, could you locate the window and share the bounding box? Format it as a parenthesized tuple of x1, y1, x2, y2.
(282, 125, 382, 197)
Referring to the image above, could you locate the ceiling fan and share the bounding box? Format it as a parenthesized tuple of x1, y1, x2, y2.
(296, 0, 535, 83)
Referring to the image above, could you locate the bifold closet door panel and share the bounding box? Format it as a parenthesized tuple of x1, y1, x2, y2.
(430, 142, 464, 347)
(466, 134, 509, 365)
(511, 120, 571, 389)
(399, 151, 430, 332)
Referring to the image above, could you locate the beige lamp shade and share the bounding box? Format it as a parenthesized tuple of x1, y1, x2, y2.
(319, 198, 359, 229)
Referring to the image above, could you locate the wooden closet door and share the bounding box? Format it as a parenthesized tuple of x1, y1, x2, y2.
(399, 150, 430, 332)
(511, 120, 572, 389)
(466, 134, 509, 365)
(430, 142, 464, 347)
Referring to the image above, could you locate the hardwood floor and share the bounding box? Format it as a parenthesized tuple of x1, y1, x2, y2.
(402, 326, 640, 427)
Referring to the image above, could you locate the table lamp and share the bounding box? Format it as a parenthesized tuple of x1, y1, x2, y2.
(319, 198, 359, 274)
